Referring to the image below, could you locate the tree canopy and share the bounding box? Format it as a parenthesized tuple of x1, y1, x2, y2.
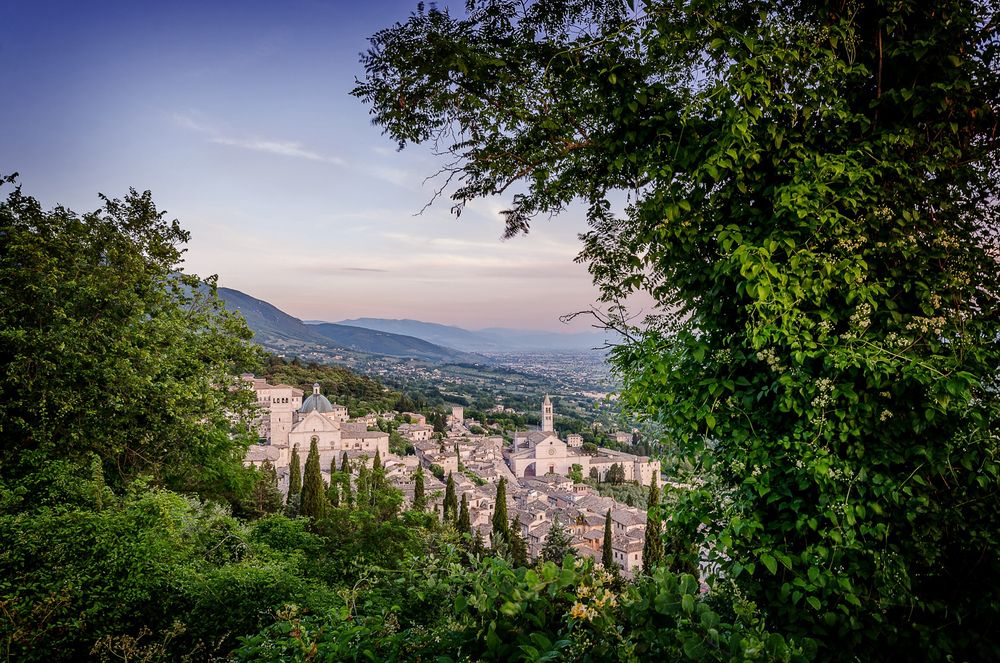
(0, 175, 261, 501)
(355, 1, 1000, 658)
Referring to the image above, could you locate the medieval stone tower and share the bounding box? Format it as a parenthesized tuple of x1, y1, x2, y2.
(542, 394, 554, 432)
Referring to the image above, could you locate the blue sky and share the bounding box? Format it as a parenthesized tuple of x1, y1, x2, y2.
(1, 0, 635, 331)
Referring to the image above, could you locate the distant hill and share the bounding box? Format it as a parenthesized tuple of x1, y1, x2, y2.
(217, 288, 478, 363)
(333, 317, 615, 352)
(329, 318, 502, 351)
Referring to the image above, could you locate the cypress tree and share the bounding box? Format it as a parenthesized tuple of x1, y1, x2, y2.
(491, 477, 509, 545)
(444, 472, 458, 522)
(412, 467, 426, 510)
(327, 458, 340, 507)
(541, 518, 575, 563)
(340, 451, 350, 473)
(328, 475, 340, 507)
(287, 444, 302, 508)
(457, 493, 471, 534)
(357, 464, 371, 508)
(249, 459, 283, 517)
(341, 470, 354, 508)
(300, 438, 327, 520)
(510, 516, 529, 567)
(642, 477, 664, 575)
(373, 448, 382, 471)
(602, 508, 616, 570)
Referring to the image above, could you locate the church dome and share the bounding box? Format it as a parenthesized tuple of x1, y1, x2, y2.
(300, 383, 334, 414)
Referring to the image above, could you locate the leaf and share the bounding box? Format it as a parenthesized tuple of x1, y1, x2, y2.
(681, 593, 695, 613)
(761, 553, 778, 575)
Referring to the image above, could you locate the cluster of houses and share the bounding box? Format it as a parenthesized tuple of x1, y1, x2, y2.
(242, 375, 660, 577)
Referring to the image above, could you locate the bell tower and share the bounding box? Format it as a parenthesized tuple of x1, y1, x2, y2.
(542, 394, 554, 432)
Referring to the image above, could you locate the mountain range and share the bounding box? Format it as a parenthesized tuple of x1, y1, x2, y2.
(330, 318, 614, 352)
(217, 286, 613, 362)
(216, 287, 479, 363)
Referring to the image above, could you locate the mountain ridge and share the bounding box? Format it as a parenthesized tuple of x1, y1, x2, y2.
(216, 288, 479, 363)
(334, 317, 614, 352)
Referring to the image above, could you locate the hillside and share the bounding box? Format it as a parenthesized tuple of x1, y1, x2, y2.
(217, 288, 478, 363)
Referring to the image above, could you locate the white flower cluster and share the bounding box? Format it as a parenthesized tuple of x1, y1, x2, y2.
(935, 232, 961, 251)
(836, 234, 866, 253)
(757, 347, 782, 372)
(849, 302, 872, 329)
(884, 332, 911, 350)
(904, 315, 947, 336)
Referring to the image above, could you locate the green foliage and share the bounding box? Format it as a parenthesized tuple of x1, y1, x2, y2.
(412, 467, 426, 511)
(244, 460, 284, 519)
(0, 177, 261, 500)
(541, 519, 576, 565)
(0, 482, 338, 661)
(443, 472, 458, 523)
(569, 463, 584, 484)
(491, 477, 509, 547)
(457, 493, 471, 534)
(300, 439, 326, 521)
(236, 554, 805, 662)
(606, 463, 626, 485)
(286, 444, 301, 515)
(263, 355, 397, 415)
(354, 0, 1000, 657)
(602, 509, 615, 571)
(643, 479, 664, 575)
(509, 517, 529, 568)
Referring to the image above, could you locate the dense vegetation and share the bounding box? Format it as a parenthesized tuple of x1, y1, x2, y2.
(355, 0, 1000, 660)
(263, 355, 401, 417)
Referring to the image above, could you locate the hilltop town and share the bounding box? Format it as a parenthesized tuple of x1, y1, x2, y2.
(244, 375, 660, 577)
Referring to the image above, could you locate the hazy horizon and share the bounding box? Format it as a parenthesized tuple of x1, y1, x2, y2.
(0, 0, 654, 332)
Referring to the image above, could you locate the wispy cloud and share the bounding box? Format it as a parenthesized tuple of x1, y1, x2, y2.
(172, 112, 345, 166)
(210, 136, 345, 165)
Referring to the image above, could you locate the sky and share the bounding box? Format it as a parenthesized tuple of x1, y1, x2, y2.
(0, 0, 642, 332)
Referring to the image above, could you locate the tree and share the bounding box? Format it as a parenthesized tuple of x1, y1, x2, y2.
(356, 464, 371, 508)
(602, 509, 615, 571)
(472, 529, 487, 559)
(372, 448, 382, 472)
(327, 474, 340, 508)
(509, 516, 529, 567)
(412, 467, 426, 510)
(568, 464, 583, 484)
(287, 444, 302, 513)
(246, 460, 282, 518)
(589, 467, 599, 482)
(491, 477, 509, 547)
(443, 471, 458, 522)
(642, 478, 664, 576)
(540, 518, 575, 564)
(606, 463, 626, 485)
(341, 470, 353, 508)
(457, 493, 471, 534)
(356, 1, 1000, 658)
(340, 452, 350, 474)
(300, 439, 327, 521)
(0, 178, 260, 499)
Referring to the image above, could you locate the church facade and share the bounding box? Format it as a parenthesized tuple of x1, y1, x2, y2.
(505, 395, 659, 486)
